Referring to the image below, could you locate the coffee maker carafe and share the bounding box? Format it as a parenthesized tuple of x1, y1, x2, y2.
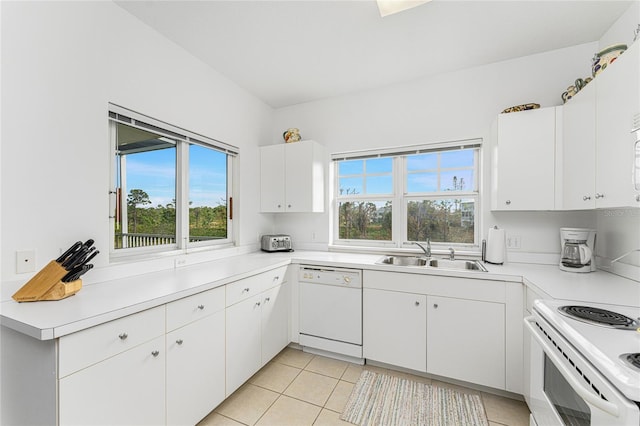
(560, 228, 596, 272)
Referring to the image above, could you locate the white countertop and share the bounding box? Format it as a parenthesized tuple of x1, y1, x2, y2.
(1, 250, 638, 340)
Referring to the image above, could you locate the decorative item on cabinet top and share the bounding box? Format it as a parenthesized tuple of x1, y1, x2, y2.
(561, 77, 592, 104)
(592, 44, 627, 77)
(500, 103, 540, 114)
(282, 128, 301, 143)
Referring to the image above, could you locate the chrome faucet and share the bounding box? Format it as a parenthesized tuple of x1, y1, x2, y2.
(413, 240, 431, 257)
(448, 247, 455, 260)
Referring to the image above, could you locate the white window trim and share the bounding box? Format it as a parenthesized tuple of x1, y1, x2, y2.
(332, 140, 482, 251)
(108, 105, 237, 260)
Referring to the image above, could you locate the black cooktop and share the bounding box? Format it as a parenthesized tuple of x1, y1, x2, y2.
(558, 305, 639, 330)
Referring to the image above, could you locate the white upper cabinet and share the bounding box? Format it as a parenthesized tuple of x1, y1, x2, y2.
(562, 82, 597, 209)
(562, 41, 640, 209)
(260, 140, 325, 213)
(595, 41, 640, 208)
(492, 107, 560, 211)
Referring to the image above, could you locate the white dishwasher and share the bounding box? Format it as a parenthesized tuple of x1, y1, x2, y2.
(298, 266, 363, 360)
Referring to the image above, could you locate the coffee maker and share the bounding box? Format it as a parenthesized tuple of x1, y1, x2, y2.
(560, 228, 596, 272)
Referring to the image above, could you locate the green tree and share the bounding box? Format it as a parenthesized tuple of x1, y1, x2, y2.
(127, 189, 151, 233)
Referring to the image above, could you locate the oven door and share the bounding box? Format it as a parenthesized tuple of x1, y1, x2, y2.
(524, 315, 640, 426)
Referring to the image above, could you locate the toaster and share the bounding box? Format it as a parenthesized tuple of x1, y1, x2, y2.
(261, 234, 293, 252)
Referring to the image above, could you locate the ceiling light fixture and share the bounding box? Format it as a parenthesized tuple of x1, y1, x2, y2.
(376, 0, 431, 17)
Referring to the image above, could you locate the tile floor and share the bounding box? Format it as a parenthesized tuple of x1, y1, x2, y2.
(198, 348, 530, 426)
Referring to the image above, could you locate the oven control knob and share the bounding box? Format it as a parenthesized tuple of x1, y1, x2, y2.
(343, 276, 351, 284)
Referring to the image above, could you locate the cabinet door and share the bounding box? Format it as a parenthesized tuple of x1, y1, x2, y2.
(494, 107, 557, 210)
(226, 296, 262, 395)
(261, 283, 289, 365)
(596, 42, 640, 208)
(59, 336, 165, 426)
(563, 82, 596, 209)
(285, 141, 314, 212)
(363, 288, 427, 372)
(166, 310, 225, 426)
(427, 296, 505, 389)
(260, 144, 286, 212)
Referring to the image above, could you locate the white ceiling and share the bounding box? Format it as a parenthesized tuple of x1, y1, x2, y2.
(115, 0, 633, 108)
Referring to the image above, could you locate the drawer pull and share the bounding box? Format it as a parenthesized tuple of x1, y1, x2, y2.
(197, 304, 205, 310)
(242, 288, 250, 293)
(583, 195, 591, 201)
(415, 301, 420, 306)
(433, 303, 439, 309)
(264, 297, 271, 303)
(176, 339, 184, 345)
(273, 276, 279, 281)
(255, 301, 261, 307)
(118, 333, 128, 340)
(151, 350, 160, 357)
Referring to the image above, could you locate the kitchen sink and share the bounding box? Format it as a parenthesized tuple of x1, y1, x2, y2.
(427, 258, 488, 272)
(376, 255, 428, 266)
(376, 256, 487, 272)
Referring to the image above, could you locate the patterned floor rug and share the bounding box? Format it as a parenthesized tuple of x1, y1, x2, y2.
(340, 370, 489, 426)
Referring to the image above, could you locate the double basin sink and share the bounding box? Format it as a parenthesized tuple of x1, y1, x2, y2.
(376, 255, 488, 272)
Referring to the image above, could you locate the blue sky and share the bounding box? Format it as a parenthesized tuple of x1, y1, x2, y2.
(338, 150, 475, 196)
(125, 145, 227, 208)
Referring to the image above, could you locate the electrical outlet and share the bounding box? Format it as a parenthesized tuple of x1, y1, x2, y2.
(174, 256, 188, 268)
(506, 235, 522, 249)
(16, 250, 36, 273)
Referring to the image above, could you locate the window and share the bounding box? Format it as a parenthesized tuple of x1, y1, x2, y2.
(109, 105, 237, 257)
(334, 140, 480, 249)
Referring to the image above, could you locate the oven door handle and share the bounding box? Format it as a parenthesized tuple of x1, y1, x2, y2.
(524, 316, 621, 418)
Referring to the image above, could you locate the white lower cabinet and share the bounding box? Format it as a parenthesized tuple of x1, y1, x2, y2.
(226, 280, 289, 395)
(166, 310, 225, 426)
(426, 295, 505, 389)
(363, 288, 427, 372)
(363, 270, 520, 392)
(59, 335, 166, 426)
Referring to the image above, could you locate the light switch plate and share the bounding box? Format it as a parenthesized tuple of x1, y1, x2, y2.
(16, 250, 36, 273)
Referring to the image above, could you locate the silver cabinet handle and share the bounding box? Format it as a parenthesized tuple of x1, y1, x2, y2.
(264, 297, 271, 303)
(118, 333, 128, 340)
(197, 304, 205, 310)
(583, 195, 591, 201)
(595, 193, 604, 199)
(242, 287, 250, 293)
(433, 303, 439, 309)
(505, 200, 511, 205)
(636, 195, 640, 202)
(255, 301, 261, 307)
(288, 204, 292, 208)
(176, 339, 183, 345)
(273, 276, 279, 281)
(415, 301, 420, 306)
(277, 204, 281, 208)
(151, 350, 160, 357)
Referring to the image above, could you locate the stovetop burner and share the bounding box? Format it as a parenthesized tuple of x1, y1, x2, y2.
(621, 353, 640, 371)
(558, 305, 639, 330)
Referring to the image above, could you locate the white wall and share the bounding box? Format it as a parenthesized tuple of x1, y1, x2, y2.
(0, 1, 274, 283)
(271, 43, 600, 262)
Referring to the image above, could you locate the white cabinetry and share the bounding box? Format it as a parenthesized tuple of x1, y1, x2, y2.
(58, 307, 166, 425)
(363, 288, 426, 372)
(166, 287, 225, 426)
(492, 107, 560, 210)
(562, 82, 597, 209)
(260, 140, 325, 212)
(226, 267, 289, 395)
(363, 270, 522, 392)
(595, 41, 640, 208)
(426, 295, 505, 389)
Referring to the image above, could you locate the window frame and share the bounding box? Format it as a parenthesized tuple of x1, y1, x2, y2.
(332, 140, 481, 251)
(108, 104, 237, 260)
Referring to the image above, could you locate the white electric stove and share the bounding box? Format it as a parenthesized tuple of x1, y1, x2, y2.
(525, 299, 640, 426)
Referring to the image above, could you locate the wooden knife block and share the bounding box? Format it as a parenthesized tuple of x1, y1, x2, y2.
(12, 260, 82, 302)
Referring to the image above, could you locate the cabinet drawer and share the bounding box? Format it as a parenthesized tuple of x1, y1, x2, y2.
(166, 286, 225, 332)
(225, 266, 287, 307)
(58, 306, 165, 378)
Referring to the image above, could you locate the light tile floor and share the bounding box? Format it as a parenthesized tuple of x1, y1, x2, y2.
(199, 348, 530, 426)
